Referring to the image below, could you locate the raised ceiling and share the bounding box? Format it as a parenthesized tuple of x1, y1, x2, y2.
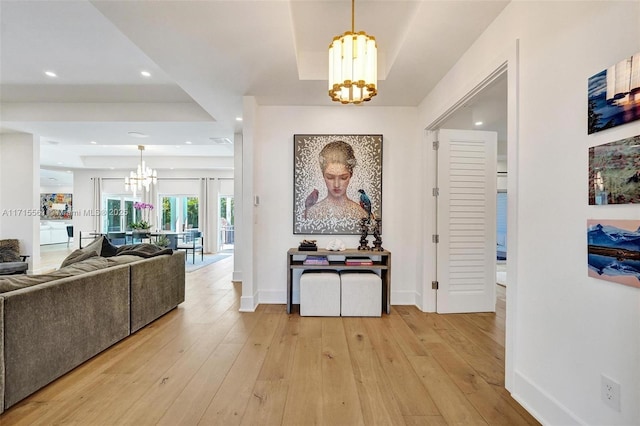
(0, 0, 510, 186)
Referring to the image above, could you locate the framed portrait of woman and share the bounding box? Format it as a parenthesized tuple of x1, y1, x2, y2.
(293, 134, 382, 235)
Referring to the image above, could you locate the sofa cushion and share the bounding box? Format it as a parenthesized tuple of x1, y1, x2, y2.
(0, 256, 111, 294)
(83, 236, 104, 255)
(59, 236, 105, 268)
(57, 256, 110, 274)
(105, 255, 146, 266)
(60, 249, 98, 268)
(116, 243, 173, 258)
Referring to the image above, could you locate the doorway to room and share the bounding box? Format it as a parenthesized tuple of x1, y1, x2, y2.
(219, 195, 234, 251)
(435, 72, 508, 311)
(425, 49, 518, 390)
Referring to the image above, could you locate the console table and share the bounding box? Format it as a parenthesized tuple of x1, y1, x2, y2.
(287, 248, 391, 315)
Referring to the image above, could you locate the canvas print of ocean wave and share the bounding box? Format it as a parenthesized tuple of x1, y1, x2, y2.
(587, 219, 640, 288)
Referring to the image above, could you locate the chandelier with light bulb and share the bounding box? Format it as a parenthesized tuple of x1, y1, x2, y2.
(328, 0, 378, 104)
(124, 145, 157, 197)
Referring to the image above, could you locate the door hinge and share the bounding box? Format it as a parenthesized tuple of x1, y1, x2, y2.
(432, 140, 440, 150)
(432, 187, 439, 197)
(432, 234, 439, 243)
(432, 280, 439, 290)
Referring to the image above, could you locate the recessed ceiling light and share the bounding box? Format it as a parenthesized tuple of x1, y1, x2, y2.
(236, 117, 243, 121)
(128, 131, 149, 138)
(140, 71, 151, 77)
(474, 121, 483, 126)
(185, 141, 192, 145)
(66, 170, 72, 173)
(90, 140, 97, 144)
(44, 71, 57, 78)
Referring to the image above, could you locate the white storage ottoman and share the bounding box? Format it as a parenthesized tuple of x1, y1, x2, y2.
(340, 271, 382, 317)
(299, 271, 341, 317)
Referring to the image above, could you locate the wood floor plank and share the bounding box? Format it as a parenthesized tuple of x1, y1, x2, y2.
(240, 314, 299, 425)
(320, 318, 365, 426)
(382, 310, 430, 357)
(113, 310, 246, 424)
(156, 342, 244, 425)
(198, 311, 281, 425)
(240, 379, 289, 426)
(434, 326, 505, 388)
(407, 355, 488, 425)
(403, 415, 449, 425)
(344, 320, 408, 426)
(281, 336, 323, 424)
(428, 342, 532, 425)
(0, 250, 539, 426)
(365, 316, 440, 417)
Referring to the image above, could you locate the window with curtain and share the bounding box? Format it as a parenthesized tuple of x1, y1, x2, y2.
(103, 195, 139, 232)
(161, 195, 199, 231)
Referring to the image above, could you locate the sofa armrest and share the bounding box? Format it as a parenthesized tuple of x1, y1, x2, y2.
(129, 251, 185, 333)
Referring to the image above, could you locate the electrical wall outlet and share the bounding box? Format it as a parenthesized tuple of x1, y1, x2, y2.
(601, 374, 621, 411)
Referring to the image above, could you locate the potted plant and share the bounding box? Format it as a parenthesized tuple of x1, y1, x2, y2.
(154, 234, 170, 248)
(131, 220, 151, 231)
(131, 202, 154, 232)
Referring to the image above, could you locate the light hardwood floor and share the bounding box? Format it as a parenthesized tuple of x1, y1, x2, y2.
(1, 247, 539, 425)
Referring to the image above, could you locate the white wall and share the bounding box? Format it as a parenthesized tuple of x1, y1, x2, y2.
(419, 2, 640, 425)
(251, 105, 422, 307)
(40, 185, 73, 194)
(0, 133, 41, 270)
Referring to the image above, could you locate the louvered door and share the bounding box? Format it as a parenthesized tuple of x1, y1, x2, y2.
(435, 129, 497, 313)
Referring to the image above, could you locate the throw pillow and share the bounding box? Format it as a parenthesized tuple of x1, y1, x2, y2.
(0, 246, 20, 263)
(82, 236, 104, 256)
(0, 239, 20, 253)
(100, 237, 119, 258)
(60, 250, 98, 268)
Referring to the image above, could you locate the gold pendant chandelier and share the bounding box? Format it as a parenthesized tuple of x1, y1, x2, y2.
(328, 0, 378, 104)
(124, 145, 157, 197)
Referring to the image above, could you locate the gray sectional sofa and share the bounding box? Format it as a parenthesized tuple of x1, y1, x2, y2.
(0, 240, 185, 413)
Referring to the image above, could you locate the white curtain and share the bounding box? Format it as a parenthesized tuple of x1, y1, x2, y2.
(92, 177, 103, 231)
(143, 182, 158, 231)
(200, 178, 212, 253)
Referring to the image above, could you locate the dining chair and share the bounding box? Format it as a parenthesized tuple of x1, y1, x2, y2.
(107, 232, 127, 246)
(176, 230, 204, 264)
(66, 225, 74, 247)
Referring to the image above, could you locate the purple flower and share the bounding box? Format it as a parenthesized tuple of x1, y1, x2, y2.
(134, 202, 154, 210)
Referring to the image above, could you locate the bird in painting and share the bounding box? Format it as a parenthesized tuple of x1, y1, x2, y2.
(304, 189, 319, 219)
(357, 189, 375, 222)
(626, 171, 640, 184)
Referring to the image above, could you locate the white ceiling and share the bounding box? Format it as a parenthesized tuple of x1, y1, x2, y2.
(440, 74, 508, 158)
(0, 0, 510, 187)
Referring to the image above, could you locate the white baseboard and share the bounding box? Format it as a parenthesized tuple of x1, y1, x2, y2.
(258, 290, 285, 304)
(239, 295, 257, 312)
(391, 290, 418, 306)
(513, 370, 584, 425)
